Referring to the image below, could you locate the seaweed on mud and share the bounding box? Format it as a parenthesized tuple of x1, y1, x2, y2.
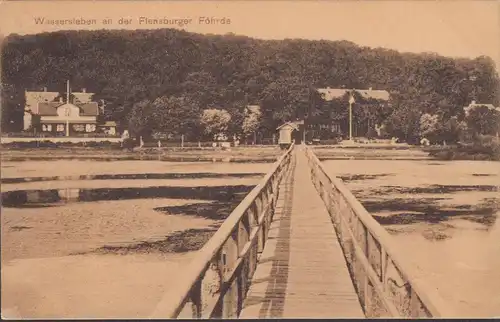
(368, 184, 498, 195)
(9, 225, 32, 231)
(362, 197, 499, 227)
(88, 228, 218, 255)
(338, 174, 392, 182)
(154, 199, 243, 221)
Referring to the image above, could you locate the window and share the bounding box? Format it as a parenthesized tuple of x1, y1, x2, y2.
(56, 124, 65, 132)
(85, 124, 96, 132)
(73, 124, 85, 132)
(42, 124, 53, 132)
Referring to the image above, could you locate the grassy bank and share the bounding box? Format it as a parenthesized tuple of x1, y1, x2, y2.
(0, 144, 284, 162)
(426, 136, 500, 161)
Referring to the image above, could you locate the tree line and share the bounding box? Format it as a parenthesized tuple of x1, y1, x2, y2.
(1, 28, 499, 143)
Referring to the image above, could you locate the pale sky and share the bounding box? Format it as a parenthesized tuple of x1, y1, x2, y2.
(0, 0, 499, 70)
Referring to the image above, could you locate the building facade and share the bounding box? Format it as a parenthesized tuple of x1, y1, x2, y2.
(23, 87, 116, 136)
(313, 87, 391, 139)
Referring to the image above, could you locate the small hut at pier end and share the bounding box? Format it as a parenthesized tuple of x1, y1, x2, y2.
(277, 122, 299, 149)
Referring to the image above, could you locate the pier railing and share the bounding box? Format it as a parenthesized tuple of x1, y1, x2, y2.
(150, 143, 295, 319)
(305, 146, 454, 318)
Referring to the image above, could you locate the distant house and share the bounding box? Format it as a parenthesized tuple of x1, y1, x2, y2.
(313, 87, 391, 138)
(245, 105, 261, 115)
(463, 100, 500, 116)
(23, 87, 117, 136)
(317, 87, 390, 102)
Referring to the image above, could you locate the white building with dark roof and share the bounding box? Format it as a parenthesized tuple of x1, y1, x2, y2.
(23, 86, 112, 136)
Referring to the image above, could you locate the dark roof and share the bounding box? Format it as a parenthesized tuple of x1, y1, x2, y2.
(276, 122, 299, 131)
(37, 102, 63, 116)
(35, 102, 99, 116)
(79, 102, 99, 116)
(25, 90, 96, 114)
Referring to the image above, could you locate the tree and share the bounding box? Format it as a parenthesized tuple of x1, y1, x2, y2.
(465, 105, 500, 137)
(200, 109, 232, 141)
(383, 104, 421, 144)
(441, 116, 467, 144)
(127, 99, 154, 139)
(419, 113, 440, 143)
(2, 29, 499, 137)
(242, 106, 262, 144)
(151, 95, 201, 140)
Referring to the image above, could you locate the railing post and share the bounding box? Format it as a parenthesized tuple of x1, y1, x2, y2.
(221, 230, 239, 318)
(190, 280, 203, 318)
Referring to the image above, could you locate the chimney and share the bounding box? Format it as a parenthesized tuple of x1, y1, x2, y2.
(59, 97, 64, 103)
(369, 87, 372, 91)
(471, 100, 476, 105)
(82, 88, 86, 93)
(43, 87, 47, 92)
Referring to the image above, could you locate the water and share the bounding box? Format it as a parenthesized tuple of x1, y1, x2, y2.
(1, 172, 264, 184)
(1, 185, 254, 208)
(323, 159, 500, 317)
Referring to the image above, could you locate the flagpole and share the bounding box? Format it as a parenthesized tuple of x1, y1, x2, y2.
(66, 80, 70, 137)
(349, 100, 353, 141)
(348, 91, 355, 141)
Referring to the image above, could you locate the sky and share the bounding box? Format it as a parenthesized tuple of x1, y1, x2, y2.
(0, 0, 499, 70)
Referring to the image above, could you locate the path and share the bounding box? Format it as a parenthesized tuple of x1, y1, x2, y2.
(240, 146, 364, 318)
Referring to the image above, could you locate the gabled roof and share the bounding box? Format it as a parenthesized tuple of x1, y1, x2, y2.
(78, 102, 99, 116)
(36, 102, 99, 116)
(25, 90, 96, 114)
(276, 122, 299, 131)
(357, 89, 390, 101)
(317, 88, 390, 101)
(37, 102, 63, 116)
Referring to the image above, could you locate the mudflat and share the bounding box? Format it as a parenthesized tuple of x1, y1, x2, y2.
(1, 155, 274, 319)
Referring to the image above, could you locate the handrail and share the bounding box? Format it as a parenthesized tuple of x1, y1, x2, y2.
(150, 143, 295, 319)
(304, 146, 455, 318)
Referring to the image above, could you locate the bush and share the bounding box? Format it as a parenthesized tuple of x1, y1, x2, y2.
(429, 135, 500, 161)
(122, 138, 136, 150)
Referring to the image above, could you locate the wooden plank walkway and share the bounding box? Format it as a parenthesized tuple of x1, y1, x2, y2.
(240, 146, 365, 318)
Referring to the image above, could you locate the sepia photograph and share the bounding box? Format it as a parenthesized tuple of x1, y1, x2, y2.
(0, 0, 499, 319)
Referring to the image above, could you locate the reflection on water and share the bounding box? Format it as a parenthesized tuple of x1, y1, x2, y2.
(1, 185, 253, 208)
(1, 172, 264, 184)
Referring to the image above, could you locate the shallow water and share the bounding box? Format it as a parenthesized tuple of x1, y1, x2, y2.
(323, 159, 500, 317)
(0, 159, 272, 318)
(1, 185, 253, 208)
